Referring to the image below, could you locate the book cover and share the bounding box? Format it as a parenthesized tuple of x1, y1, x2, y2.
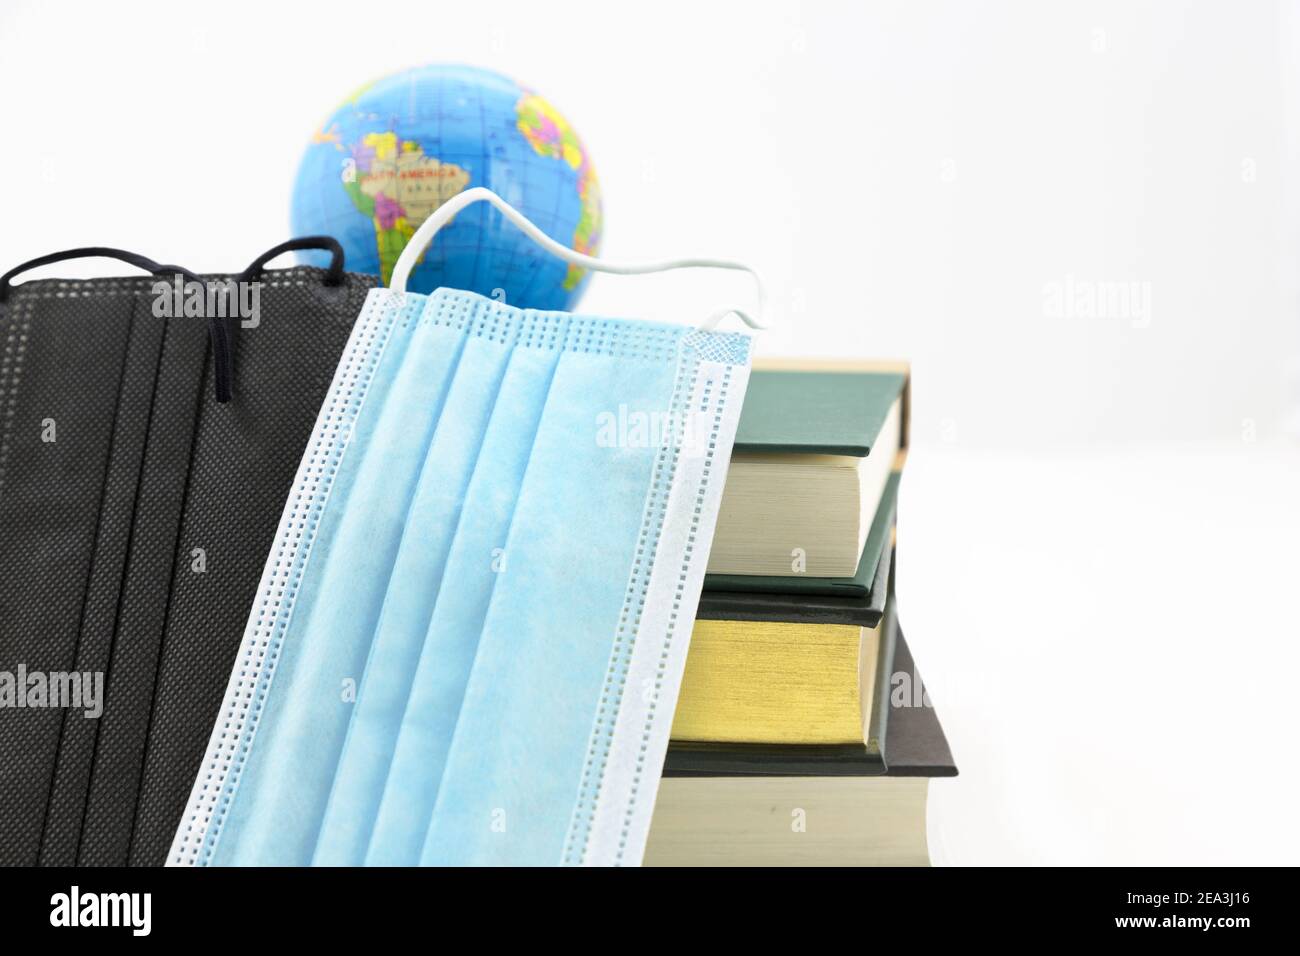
(733, 368, 908, 456)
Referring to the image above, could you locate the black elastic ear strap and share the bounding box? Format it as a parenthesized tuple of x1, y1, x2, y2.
(219, 236, 347, 404)
(0, 247, 235, 403)
(151, 260, 237, 404)
(1, 239, 348, 404)
(240, 236, 345, 287)
(0, 247, 172, 305)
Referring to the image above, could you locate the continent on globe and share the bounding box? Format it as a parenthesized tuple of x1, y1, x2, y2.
(344, 131, 471, 285)
(516, 93, 603, 291)
(293, 65, 603, 311)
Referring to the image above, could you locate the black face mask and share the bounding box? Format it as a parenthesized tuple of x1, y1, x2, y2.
(0, 240, 377, 866)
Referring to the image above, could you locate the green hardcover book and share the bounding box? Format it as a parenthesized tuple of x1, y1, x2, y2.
(732, 368, 908, 456)
(709, 366, 908, 578)
(705, 470, 900, 598)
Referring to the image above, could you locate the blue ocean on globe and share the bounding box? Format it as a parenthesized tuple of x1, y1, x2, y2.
(291, 64, 601, 311)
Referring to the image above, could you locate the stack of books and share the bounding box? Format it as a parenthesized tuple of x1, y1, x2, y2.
(649, 359, 956, 866)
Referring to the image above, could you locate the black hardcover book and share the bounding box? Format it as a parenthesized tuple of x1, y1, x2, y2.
(663, 626, 956, 778)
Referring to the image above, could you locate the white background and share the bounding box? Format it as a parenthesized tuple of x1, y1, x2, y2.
(2, 0, 1297, 864)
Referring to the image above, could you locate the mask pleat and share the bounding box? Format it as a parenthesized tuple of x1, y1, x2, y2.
(38, 296, 163, 865)
(361, 319, 569, 865)
(76, 308, 209, 866)
(0, 292, 134, 865)
(215, 293, 470, 865)
(129, 275, 372, 866)
(313, 297, 542, 865)
(421, 335, 685, 865)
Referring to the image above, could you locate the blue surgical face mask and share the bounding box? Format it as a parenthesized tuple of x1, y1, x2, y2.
(170, 189, 762, 866)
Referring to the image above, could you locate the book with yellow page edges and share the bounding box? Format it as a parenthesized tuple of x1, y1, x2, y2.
(667, 570, 897, 774)
(649, 629, 955, 866)
(669, 361, 912, 771)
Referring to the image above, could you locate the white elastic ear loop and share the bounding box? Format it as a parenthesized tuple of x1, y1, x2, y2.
(388, 186, 767, 331)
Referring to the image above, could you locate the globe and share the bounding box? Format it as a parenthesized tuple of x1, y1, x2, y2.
(291, 65, 602, 311)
